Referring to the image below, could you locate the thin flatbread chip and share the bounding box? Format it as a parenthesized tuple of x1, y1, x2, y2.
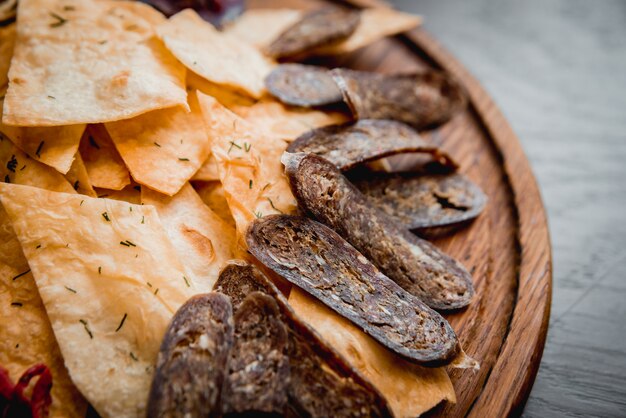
(353, 172, 487, 235)
(192, 181, 236, 229)
(158, 9, 274, 99)
(313, 8, 422, 56)
(106, 91, 210, 196)
(64, 152, 97, 197)
(331, 69, 467, 130)
(0, 23, 15, 94)
(196, 92, 296, 240)
(142, 183, 237, 292)
(266, 7, 361, 60)
(187, 71, 256, 111)
(191, 154, 220, 182)
(93, 184, 142, 204)
(224, 8, 303, 50)
(0, 183, 197, 418)
(79, 124, 130, 190)
(0, 99, 86, 174)
(289, 288, 455, 418)
(287, 119, 457, 171)
(232, 98, 348, 142)
(2, 0, 188, 127)
(265, 64, 344, 108)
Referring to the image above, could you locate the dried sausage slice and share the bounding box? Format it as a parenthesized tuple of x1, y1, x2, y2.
(267, 7, 361, 60)
(283, 153, 474, 311)
(287, 119, 457, 171)
(246, 215, 459, 365)
(331, 69, 467, 129)
(265, 64, 344, 108)
(222, 292, 290, 417)
(147, 293, 234, 418)
(214, 262, 393, 418)
(353, 172, 487, 235)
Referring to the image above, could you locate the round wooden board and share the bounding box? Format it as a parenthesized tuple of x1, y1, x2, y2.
(252, 0, 552, 416)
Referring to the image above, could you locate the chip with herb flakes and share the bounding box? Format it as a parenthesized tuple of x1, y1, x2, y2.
(64, 152, 97, 197)
(105, 91, 210, 196)
(2, 0, 188, 127)
(157, 9, 274, 99)
(192, 181, 236, 228)
(94, 183, 142, 205)
(0, 182, 198, 418)
(0, 23, 15, 95)
(288, 288, 456, 418)
(79, 124, 130, 190)
(196, 92, 297, 241)
(231, 99, 349, 142)
(224, 8, 303, 51)
(142, 183, 238, 292)
(191, 153, 220, 182)
(187, 71, 256, 111)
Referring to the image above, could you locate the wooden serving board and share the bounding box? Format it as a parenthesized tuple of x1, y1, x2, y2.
(251, 0, 552, 416)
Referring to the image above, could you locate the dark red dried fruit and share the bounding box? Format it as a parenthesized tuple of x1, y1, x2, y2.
(147, 293, 234, 418)
(287, 119, 457, 171)
(331, 69, 467, 129)
(140, 0, 244, 27)
(352, 172, 487, 236)
(283, 153, 474, 311)
(265, 64, 344, 108)
(246, 215, 460, 365)
(0, 363, 53, 418)
(267, 7, 361, 60)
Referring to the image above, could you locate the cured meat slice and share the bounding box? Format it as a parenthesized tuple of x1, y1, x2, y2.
(283, 153, 474, 311)
(353, 172, 487, 235)
(331, 69, 467, 129)
(214, 262, 393, 417)
(287, 119, 457, 171)
(267, 7, 361, 59)
(222, 292, 289, 417)
(246, 215, 460, 365)
(265, 64, 344, 108)
(147, 293, 234, 418)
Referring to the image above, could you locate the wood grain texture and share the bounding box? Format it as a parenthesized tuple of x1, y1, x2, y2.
(255, 0, 552, 416)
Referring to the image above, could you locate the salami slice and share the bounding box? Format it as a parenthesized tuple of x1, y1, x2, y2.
(147, 293, 234, 418)
(222, 292, 290, 417)
(214, 262, 393, 417)
(267, 7, 361, 60)
(353, 172, 487, 235)
(287, 119, 457, 171)
(246, 215, 460, 365)
(331, 68, 467, 129)
(265, 64, 344, 108)
(283, 153, 474, 311)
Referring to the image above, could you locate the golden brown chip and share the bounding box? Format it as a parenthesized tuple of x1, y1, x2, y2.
(0, 183, 197, 418)
(191, 154, 220, 182)
(79, 124, 130, 190)
(157, 9, 274, 99)
(93, 184, 142, 204)
(142, 183, 238, 292)
(224, 8, 303, 50)
(196, 92, 297, 241)
(288, 289, 456, 418)
(187, 71, 257, 110)
(192, 180, 236, 228)
(64, 152, 97, 197)
(231, 99, 349, 142)
(0, 23, 15, 94)
(2, 0, 188, 127)
(105, 91, 210, 196)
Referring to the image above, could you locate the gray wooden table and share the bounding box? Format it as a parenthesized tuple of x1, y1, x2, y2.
(388, 0, 626, 416)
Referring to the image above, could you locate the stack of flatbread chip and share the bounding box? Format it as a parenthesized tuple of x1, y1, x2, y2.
(0, 1, 462, 417)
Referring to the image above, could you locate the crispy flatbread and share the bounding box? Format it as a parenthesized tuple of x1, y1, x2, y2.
(192, 181, 236, 228)
(288, 288, 456, 418)
(79, 124, 130, 190)
(0, 24, 15, 95)
(0, 183, 197, 418)
(187, 71, 256, 110)
(94, 184, 142, 204)
(158, 9, 274, 99)
(231, 99, 348, 142)
(313, 8, 422, 55)
(105, 91, 210, 196)
(142, 183, 237, 292)
(224, 8, 303, 50)
(196, 92, 296, 241)
(191, 154, 220, 182)
(2, 0, 188, 126)
(64, 152, 97, 197)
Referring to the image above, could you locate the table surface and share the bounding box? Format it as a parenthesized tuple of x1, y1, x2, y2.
(388, 1, 626, 417)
